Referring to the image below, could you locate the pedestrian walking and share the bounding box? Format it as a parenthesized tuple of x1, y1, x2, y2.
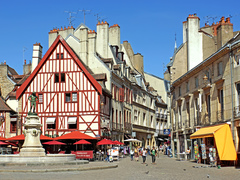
(141, 148, 147, 164)
(134, 147, 139, 161)
(151, 146, 157, 164)
(156, 146, 159, 158)
(130, 148, 134, 161)
(159, 144, 163, 154)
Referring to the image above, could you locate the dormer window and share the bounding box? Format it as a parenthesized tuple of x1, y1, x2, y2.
(55, 73, 65, 83)
(56, 53, 64, 59)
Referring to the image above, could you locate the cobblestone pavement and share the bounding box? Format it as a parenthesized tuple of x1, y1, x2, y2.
(0, 154, 239, 180)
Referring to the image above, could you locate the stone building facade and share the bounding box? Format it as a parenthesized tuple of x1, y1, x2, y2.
(166, 14, 240, 164)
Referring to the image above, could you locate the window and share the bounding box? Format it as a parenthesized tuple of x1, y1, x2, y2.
(10, 118, 17, 133)
(178, 105, 182, 125)
(46, 117, 56, 129)
(186, 102, 190, 127)
(218, 62, 223, 76)
(55, 73, 65, 83)
(218, 89, 224, 111)
(151, 116, 153, 127)
(55, 73, 59, 83)
(57, 53, 64, 59)
(143, 113, 146, 126)
(173, 92, 175, 100)
(237, 84, 240, 105)
(178, 86, 181, 96)
(143, 93, 146, 105)
(65, 92, 78, 103)
(66, 93, 71, 102)
(195, 77, 199, 88)
(38, 94, 43, 104)
(61, 73, 65, 82)
(72, 93, 77, 102)
(206, 94, 211, 116)
(235, 54, 240, 65)
(186, 82, 189, 92)
(68, 117, 77, 129)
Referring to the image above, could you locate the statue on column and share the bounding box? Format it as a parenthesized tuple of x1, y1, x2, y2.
(28, 92, 38, 115)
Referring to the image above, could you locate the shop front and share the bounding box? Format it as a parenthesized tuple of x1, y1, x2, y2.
(190, 124, 237, 165)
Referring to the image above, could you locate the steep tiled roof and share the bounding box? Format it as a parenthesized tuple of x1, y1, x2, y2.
(8, 67, 18, 75)
(0, 97, 13, 111)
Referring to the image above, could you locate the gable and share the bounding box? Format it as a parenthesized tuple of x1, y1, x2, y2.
(16, 35, 102, 99)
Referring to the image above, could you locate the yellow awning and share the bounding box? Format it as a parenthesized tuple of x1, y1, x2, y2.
(190, 124, 237, 161)
(190, 124, 225, 139)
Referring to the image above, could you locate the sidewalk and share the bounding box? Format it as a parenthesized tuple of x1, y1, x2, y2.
(0, 160, 118, 172)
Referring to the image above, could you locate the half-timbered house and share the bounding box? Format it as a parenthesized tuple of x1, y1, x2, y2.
(16, 35, 102, 138)
(0, 96, 16, 138)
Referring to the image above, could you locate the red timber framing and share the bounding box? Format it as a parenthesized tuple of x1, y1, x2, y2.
(0, 112, 6, 137)
(16, 35, 102, 138)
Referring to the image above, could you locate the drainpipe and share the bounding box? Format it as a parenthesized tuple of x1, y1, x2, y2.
(229, 44, 235, 143)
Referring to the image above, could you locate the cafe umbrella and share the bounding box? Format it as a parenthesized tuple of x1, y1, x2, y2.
(0, 141, 8, 145)
(97, 139, 115, 145)
(74, 139, 91, 151)
(42, 140, 66, 152)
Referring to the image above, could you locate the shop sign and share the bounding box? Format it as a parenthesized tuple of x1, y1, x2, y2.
(132, 132, 136, 137)
(71, 151, 93, 159)
(163, 129, 171, 135)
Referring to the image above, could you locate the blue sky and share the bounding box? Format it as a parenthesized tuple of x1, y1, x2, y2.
(1, 1, 240, 78)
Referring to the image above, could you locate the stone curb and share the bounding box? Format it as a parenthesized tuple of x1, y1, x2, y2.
(0, 164, 118, 173)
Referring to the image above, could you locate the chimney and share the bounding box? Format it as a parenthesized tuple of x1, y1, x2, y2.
(109, 24, 120, 48)
(217, 17, 233, 49)
(31, 43, 42, 72)
(23, 59, 32, 75)
(133, 53, 144, 75)
(186, 14, 202, 70)
(96, 21, 109, 58)
(79, 27, 88, 66)
(88, 30, 97, 57)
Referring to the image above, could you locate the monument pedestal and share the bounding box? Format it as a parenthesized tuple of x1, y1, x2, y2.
(20, 115, 45, 157)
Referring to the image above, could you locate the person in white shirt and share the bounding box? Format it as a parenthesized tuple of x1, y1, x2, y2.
(142, 148, 147, 164)
(130, 148, 134, 161)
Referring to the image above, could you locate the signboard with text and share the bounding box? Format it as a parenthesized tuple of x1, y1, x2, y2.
(71, 151, 93, 159)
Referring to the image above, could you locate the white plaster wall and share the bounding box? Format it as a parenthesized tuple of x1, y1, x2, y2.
(6, 99, 18, 112)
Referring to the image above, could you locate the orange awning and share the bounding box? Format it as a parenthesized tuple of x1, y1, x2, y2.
(190, 124, 237, 161)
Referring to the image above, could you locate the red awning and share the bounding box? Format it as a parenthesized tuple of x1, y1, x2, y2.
(54, 131, 96, 140)
(7, 134, 53, 141)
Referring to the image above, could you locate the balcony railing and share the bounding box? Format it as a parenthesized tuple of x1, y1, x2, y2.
(216, 110, 224, 122)
(112, 122, 123, 131)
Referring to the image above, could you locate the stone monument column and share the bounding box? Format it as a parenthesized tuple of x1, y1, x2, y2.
(20, 92, 45, 157)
